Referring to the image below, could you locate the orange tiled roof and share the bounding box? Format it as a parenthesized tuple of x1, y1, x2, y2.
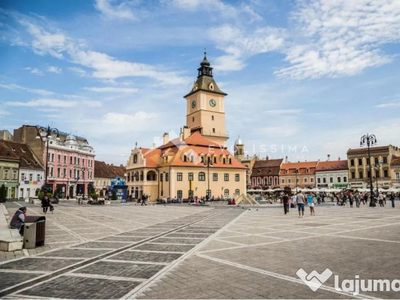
(316, 160, 348, 171)
(280, 161, 318, 176)
(140, 132, 246, 169)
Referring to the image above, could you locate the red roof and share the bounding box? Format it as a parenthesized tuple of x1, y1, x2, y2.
(316, 160, 348, 171)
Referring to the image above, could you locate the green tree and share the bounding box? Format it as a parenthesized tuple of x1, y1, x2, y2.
(0, 184, 7, 201)
(88, 185, 95, 195)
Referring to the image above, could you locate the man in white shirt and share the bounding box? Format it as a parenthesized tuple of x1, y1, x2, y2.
(296, 191, 305, 218)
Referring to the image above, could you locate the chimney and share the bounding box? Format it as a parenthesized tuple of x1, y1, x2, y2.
(266, 156, 269, 160)
(163, 133, 169, 145)
(183, 126, 191, 140)
(285, 156, 288, 163)
(327, 154, 330, 161)
(338, 156, 340, 160)
(152, 143, 156, 149)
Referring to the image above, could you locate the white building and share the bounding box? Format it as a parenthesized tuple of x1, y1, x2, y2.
(315, 160, 349, 189)
(3, 141, 45, 200)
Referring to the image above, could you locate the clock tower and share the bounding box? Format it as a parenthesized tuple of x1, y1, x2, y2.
(184, 51, 228, 147)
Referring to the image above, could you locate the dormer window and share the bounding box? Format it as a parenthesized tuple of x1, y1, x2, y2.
(183, 155, 187, 162)
(228, 157, 232, 164)
(213, 156, 217, 164)
(223, 158, 226, 164)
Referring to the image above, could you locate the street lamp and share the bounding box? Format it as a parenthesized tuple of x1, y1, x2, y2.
(204, 157, 213, 201)
(36, 125, 60, 192)
(360, 133, 377, 206)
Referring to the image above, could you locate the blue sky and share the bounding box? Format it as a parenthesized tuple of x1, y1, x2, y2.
(1, 0, 400, 165)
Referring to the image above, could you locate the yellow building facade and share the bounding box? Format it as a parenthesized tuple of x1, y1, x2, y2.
(126, 53, 247, 201)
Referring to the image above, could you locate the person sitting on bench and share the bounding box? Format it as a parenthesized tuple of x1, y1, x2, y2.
(10, 207, 27, 236)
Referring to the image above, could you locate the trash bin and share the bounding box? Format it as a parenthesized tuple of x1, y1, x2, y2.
(23, 216, 46, 249)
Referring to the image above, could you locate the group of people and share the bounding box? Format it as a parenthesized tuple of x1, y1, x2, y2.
(282, 190, 399, 217)
(282, 191, 316, 217)
(333, 191, 399, 208)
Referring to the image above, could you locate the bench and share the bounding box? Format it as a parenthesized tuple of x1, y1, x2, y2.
(0, 204, 23, 252)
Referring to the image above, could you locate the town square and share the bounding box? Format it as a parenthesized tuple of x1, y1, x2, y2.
(1, 0, 400, 299)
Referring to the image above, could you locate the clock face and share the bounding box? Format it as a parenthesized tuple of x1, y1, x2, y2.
(209, 99, 216, 107)
(191, 100, 196, 108)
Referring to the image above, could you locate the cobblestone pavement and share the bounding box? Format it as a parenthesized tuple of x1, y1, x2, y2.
(0, 203, 243, 299)
(137, 204, 400, 299)
(1, 203, 400, 299)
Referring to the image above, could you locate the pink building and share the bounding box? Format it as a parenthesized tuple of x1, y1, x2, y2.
(13, 125, 95, 198)
(43, 134, 95, 197)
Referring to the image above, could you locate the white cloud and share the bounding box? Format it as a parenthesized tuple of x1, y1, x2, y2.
(275, 0, 400, 79)
(23, 67, 44, 75)
(210, 25, 285, 71)
(5, 98, 102, 108)
(169, 0, 262, 22)
(0, 83, 54, 96)
(84, 87, 138, 93)
(375, 102, 400, 108)
(47, 66, 62, 73)
(94, 0, 136, 20)
(16, 19, 188, 84)
(69, 67, 88, 77)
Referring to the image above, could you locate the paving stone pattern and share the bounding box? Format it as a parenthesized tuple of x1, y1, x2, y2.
(19, 275, 141, 299)
(138, 205, 400, 299)
(2, 206, 242, 299)
(74, 261, 165, 279)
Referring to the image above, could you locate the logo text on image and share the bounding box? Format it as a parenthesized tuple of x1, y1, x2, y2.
(296, 268, 333, 292)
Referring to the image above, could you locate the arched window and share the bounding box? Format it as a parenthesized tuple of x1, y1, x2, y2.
(228, 157, 232, 164)
(183, 155, 187, 162)
(133, 155, 137, 164)
(198, 172, 206, 181)
(213, 156, 217, 164)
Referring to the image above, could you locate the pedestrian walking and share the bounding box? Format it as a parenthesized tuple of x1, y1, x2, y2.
(283, 193, 289, 214)
(10, 207, 27, 236)
(41, 195, 50, 214)
(379, 193, 384, 207)
(390, 192, 395, 208)
(308, 193, 315, 216)
(296, 191, 305, 218)
(349, 193, 354, 208)
(141, 194, 147, 206)
(355, 193, 360, 208)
